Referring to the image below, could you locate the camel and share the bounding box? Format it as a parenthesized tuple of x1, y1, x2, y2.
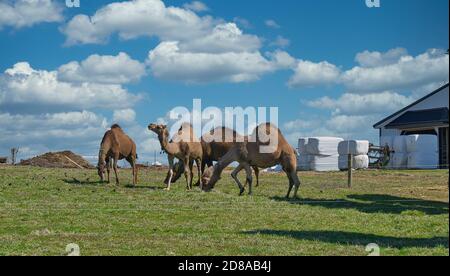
(202, 123, 301, 198)
(148, 123, 203, 191)
(163, 127, 260, 187)
(98, 124, 138, 186)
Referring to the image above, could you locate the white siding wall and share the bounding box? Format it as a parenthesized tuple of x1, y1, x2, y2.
(377, 85, 449, 146)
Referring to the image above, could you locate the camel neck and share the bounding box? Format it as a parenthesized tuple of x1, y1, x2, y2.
(159, 132, 178, 156)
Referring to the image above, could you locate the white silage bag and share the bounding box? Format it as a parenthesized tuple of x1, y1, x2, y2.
(297, 154, 311, 171)
(405, 135, 438, 153)
(298, 138, 309, 154)
(338, 140, 369, 155)
(391, 153, 408, 169)
(393, 136, 407, 153)
(309, 155, 339, 172)
(407, 152, 439, 169)
(306, 137, 343, 156)
(338, 155, 369, 170)
(380, 136, 394, 148)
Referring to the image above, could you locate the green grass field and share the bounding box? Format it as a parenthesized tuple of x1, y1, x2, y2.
(0, 165, 448, 256)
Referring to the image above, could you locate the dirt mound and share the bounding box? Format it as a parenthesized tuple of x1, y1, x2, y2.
(20, 151, 94, 169)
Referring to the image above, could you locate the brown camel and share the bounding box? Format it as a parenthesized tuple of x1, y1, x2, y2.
(97, 124, 138, 186)
(202, 123, 301, 198)
(148, 123, 203, 191)
(164, 127, 260, 187)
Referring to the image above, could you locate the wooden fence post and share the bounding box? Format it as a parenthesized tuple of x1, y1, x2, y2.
(347, 154, 353, 188)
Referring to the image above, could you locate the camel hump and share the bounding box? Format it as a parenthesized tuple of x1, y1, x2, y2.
(111, 124, 122, 130)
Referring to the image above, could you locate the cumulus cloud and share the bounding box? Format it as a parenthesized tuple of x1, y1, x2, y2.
(0, 62, 141, 113)
(179, 23, 261, 53)
(0, 0, 63, 29)
(113, 109, 137, 124)
(183, 1, 209, 12)
(265, 19, 280, 29)
(146, 41, 293, 83)
(355, 47, 408, 67)
(288, 48, 449, 93)
(307, 91, 414, 116)
(270, 35, 290, 48)
(342, 49, 449, 93)
(60, 0, 216, 45)
(288, 60, 341, 87)
(58, 52, 146, 84)
(0, 111, 108, 159)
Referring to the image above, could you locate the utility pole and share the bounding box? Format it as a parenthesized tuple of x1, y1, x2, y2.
(10, 148, 19, 165)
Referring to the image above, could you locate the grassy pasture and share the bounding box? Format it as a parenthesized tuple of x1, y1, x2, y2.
(0, 165, 448, 256)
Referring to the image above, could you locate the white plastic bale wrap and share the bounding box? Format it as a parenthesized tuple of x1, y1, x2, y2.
(405, 135, 438, 153)
(338, 155, 369, 170)
(393, 136, 407, 153)
(338, 140, 369, 155)
(309, 155, 340, 172)
(306, 137, 343, 156)
(298, 138, 309, 154)
(297, 154, 311, 171)
(407, 152, 439, 169)
(380, 136, 394, 149)
(391, 153, 408, 169)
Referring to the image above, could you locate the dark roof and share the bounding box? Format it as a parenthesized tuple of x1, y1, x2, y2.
(385, 108, 449, 129)
(373, 83, 449, 128)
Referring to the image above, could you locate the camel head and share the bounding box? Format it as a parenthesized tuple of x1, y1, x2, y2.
(148, 124, 169, 138)
(202, 165, 220, 192)
(97, 162, 106, 182)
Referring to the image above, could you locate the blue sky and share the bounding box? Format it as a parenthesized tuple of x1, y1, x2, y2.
(0, 0, 448, 163)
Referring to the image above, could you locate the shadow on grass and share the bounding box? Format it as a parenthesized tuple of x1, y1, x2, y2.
(63, 178, 105, 186)
(271, 194, 449, 215)
(243, 230, 449, 249)
(124, 184, 164, 190)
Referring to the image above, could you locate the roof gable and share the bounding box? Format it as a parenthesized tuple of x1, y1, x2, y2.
(373, 83, 449, 129)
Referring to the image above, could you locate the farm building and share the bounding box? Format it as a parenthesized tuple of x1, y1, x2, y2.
(373, 83, 449, 169)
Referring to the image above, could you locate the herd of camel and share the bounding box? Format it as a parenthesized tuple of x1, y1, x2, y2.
(97, 123, 301, 198)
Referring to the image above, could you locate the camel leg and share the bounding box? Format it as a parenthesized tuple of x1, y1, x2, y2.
(113, 155, 120, 186)
(231, 164, 246, 196)
(183, 157, 191, 191)
(189, 159, 194, 190)
(127, 156, 137, 186)
(106, 158, 111, 184)
(285, 174, 294, 199)
(166, 156, 175, 191)
(195, 158, 202, 190)
(291, 171, 301, 199)
(244, 164, 253, 195)
(253, 166, 260, 187)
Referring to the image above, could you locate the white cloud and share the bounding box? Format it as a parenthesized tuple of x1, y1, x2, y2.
(270, 35, 290, 48)
(61, 0, 216, 45)
(307, 91, 414, 115)
(355, 47, 408, 67)
(0, 0, 63, 29)
(183, 1, 209, 12)
(233, 17, 252, 29)
(0, 111, 109, 159)
(342, 49, 449, 93)
(179, 23, 261, 53)
(113, 109, 136, 124)
(288, 60, 341, 87)
(146, 41, 291, 83)
(0, 62, 141, 113)
(58, 52, 146, 84)
(265, 19, 280, 29)
(287, 48, 449, 93)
